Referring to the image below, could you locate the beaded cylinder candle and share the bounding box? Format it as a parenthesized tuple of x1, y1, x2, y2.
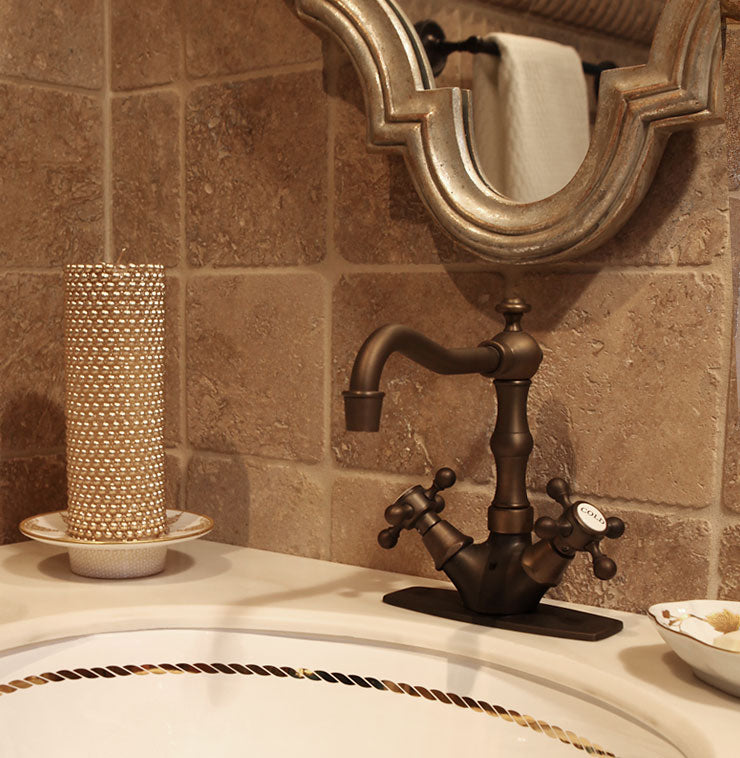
(63, 264, 168, 542)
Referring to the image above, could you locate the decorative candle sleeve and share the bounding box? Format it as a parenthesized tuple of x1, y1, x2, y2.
(63, 263, 168, 542)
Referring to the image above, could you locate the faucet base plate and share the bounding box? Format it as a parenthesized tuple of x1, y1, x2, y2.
(383, 587, 623, 641)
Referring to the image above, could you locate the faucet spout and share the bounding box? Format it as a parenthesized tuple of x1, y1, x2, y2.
(343, 324, 501, 431)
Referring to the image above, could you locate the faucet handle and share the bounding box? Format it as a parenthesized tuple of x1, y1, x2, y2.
(545, 477, 574, 511)
(424, 467, 456, 513)
(585, 541, 617, 580)
(584, 514, 625, 579)
(377, 525, 403, 549)
(377, 467, 457, 549)
(541, 477, 625, 580)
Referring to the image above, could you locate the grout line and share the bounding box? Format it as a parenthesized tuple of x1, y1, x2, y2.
(0, 448, 66, 462)
(319, 46, 340, 561)
(717, 512, 740, 595)
(102, 0, 114, 263)
(185, 445, 727, 518)
(110, 61, 327, 99)
(721, 509, 740, 527)
(0, 73, 101, 95)
(705, 201, 737, 597)
(0, 268, 66, 276)
(527, 490, 725, 519)
(332, 464, 720, 515)
(1, 260, 718, 278)
(180, 448, 325, 476)
(182, 60, 323, 88)
(177, 8, 191, 514)
(111, 82, 184, 97)
(695, 183, 737, 596)
(173, 261, 726, 277)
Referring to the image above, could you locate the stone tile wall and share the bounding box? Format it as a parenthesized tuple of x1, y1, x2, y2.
(0, 0, 104, 534)
(0, 0, 738, 612)
(721, 19, 740, 599)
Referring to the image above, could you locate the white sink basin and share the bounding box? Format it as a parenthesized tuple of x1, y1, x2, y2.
(0, 627, 683, 758)
(0, 541, 732, 757)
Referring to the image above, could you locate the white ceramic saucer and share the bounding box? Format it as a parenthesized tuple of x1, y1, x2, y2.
(19, 510, 214, 579)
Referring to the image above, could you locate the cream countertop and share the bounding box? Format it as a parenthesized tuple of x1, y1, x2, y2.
(0, 539, 737, 756)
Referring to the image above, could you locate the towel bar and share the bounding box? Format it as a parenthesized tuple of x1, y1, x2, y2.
(415, 20, 617, 95)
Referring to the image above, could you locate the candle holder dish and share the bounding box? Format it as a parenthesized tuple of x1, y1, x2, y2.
(20, 510, 214, 579)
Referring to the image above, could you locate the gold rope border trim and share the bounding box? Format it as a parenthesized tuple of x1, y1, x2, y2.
(0, 661, 616, 756)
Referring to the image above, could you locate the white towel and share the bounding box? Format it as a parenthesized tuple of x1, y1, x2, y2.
(471, 33, 590, 203)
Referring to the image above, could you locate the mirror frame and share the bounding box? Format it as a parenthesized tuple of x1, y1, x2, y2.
(292, 0, 723, 264)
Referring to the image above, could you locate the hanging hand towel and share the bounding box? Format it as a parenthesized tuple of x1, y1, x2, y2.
(472, 32, 590, 203)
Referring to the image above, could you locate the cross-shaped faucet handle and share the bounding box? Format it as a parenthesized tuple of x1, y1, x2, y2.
(536, 477, 625, 580)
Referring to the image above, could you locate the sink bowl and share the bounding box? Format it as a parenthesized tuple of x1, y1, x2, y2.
(0, 541, 731, 758)
(0, 627, 683, 758)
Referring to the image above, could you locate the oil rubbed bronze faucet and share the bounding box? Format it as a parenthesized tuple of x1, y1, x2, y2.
(343, 298, 625, 640)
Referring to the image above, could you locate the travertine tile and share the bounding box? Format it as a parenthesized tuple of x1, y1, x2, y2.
(0, 274, 66, 454)
(333, 58, 475, 264)
(336, 271, 727, 505)
(332, 272, 505, 481)
(188, 454, 329, 559)
(725, 24, 740, 191)
(113, 93, 180, 267)
(0, 85, 103, 267)
(0, 455, 67, 544)
(519, 271, 725, 507)
(719, 523, 740, 600)
(546, 505, 711, 613)
(164, 277, 181, 447)
(111, 0, 181, 90)
(0, 0, 103, 88)
(187, 274, 325, 462)
(183, 0, 320, 78)
(331, 473, 489, 577)
(585, 127, 729, 266)
(186, 74, 327, 267)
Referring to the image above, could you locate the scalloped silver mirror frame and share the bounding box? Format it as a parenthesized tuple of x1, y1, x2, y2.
(292, 0, 724, 264)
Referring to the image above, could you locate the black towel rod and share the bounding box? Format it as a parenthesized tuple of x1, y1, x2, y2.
(414, 20, 618, 96)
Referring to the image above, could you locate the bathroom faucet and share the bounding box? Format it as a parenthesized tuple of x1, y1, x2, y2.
(343, 298, 625, 639)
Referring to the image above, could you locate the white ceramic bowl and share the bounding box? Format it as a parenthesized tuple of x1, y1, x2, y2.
(648, 599, 740, 697)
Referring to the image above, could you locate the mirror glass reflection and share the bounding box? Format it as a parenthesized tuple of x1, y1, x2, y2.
(393, 0, 662, 202)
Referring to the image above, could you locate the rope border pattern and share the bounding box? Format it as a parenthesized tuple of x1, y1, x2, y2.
(0, 660, 616, 756)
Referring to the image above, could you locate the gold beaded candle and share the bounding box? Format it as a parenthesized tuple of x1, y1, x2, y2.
(63, 263, 168, 542)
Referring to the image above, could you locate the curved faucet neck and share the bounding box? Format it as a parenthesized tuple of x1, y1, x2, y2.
(349, 324, 501, 392)
(343, 324, 501, 431)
